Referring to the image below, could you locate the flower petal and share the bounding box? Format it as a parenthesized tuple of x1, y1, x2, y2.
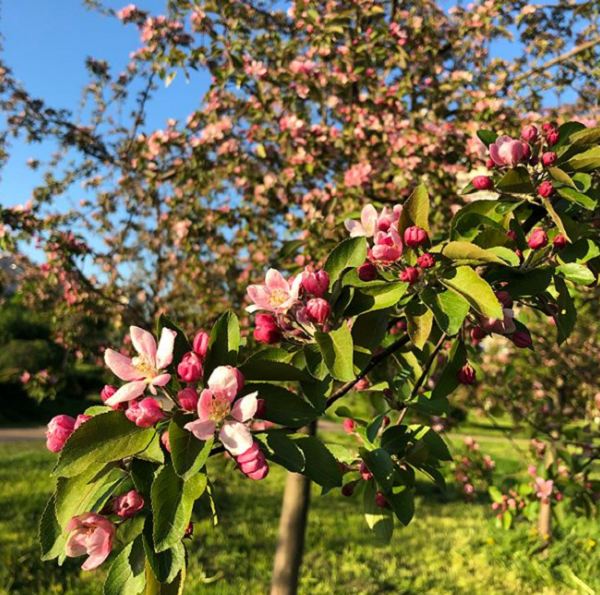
(105, 381, 147, 406)
(104, 349, 142, 382)
(150, 373, 171, 388)
(231, 392, 258, 423)
(184, 419, 216, 441)
(198, 389, 214, 421)
(130, 326, 157, 362)
(156, 328, 177, 369)
(265, 269, 289, 292)
(219, 421, 253, 456)
(360, 204, 378, 236)
(344, 219, 366, 237)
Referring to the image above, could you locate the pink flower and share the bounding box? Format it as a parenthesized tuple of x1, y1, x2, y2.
(489, 135, 526, 167)
(192, 331, 210, 358)
(178, 387, 199, 411)
(344, 162, 372, 187)
(46, 415, 76, 453)
(370, 227, 403, 264)
(113, 490, 144, 518)
(104, 326, 176, 406)
(184, 366, 257, 456)
(400, 266, 420, 285)
(302, 269, 330, 297)
(535, 477, 554, 500)
(101, 385, 126, 411)
(343, 419, 355, 434)
(247, 269, 304, 314)
(65, 513, 115, 571)
(344, 204, 378, 238)
(178, 351, 203, 382)
(125, 397, 164, 428)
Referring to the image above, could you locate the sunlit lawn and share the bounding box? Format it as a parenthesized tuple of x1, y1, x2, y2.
(1, 435, 599, 595)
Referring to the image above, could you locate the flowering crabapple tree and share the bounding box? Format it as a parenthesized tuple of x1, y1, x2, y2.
(40, 119, 600, 593)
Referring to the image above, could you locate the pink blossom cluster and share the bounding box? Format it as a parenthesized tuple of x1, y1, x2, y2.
(452, 437, 495, 502)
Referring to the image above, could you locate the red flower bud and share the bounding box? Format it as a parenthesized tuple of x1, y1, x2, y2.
(417, 253, 435, 269)
(521, 125, 538, 143)
(302, 269, 330, 297)
(495, 290, 513, 308)
(506, 230, 517, 242)
(357, 262, 378, 281)
(458, 363, 476, 385)
(473, 176, 494, 191)
(511, 331, 533, 349)
(471, 327, 488, 342)
(343, 419, 356, 434)
(375, 492, 388, 508)
(161, 431, 171, 453)
(542, 123, 553, 132)
(400, 267, 420, 285)
(342, 482, 357, 497)
(177, 387, 198, 411)
(101, 385, 126, 411)
(305, 298, 331, 324)
(404, 226, 428, 248)
(254, 314, 282, 345)
(192, 331, 210, 358)
(255, 398, 267, 419)
(528, 228, 548, 250)
(537, 181, 554, 198)
(184, 522, 194, 538)
(541, 152, 557, 167)
(359, 460, 373, 481)
(486, 158, 495, 168)
(522, 143, 531, 160)
(553, 235, 567, 250)
(546, 128, 560, 146)
(177, 351, 203, 382)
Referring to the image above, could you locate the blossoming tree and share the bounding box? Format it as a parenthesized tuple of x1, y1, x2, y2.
(40, 118, 600, 593)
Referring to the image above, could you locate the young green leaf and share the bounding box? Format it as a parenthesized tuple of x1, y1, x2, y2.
(203, 311, 240, 379)
(315, 324, 355, 382)
(441, 266, 503, 319)
(398, 183, 430, 234)
(324, 237, 368, 285)
(169, 413, 213, 481)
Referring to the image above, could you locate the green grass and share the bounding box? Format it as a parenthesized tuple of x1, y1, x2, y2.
(1, 438, 599, 595)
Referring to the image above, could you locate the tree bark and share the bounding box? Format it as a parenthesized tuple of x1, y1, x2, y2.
(538, 498, 552, 546)
(269, 423, 315, 595)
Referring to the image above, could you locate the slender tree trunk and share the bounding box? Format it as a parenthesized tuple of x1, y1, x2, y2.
(269, 423, 315, 595)
(538, 498, 552, 546)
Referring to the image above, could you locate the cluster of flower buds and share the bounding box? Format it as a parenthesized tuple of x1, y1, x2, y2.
(491, 489, 526, 520)
(45, 414, 91, 453)
(177, 329, 210, 383)
(247, 268, 332, 344)
(452, 437, 496, 501)
(235, 441, 269, 481)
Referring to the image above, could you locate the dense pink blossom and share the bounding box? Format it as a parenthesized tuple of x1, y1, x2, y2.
(125, 397, 164, 427)
(489, 135, 526, 167)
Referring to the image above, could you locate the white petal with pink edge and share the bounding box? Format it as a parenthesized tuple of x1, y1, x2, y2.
(156, 328, 177, 369)
(130, 326, 157, 361)
(231, 392, 258, 423)
(105, 380, 147, 406)
(104, 349, 142, 382)
(219, 421, 253, 456)
(184, 419, 216, 441)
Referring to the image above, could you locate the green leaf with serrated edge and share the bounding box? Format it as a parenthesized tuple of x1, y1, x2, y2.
(410, 392, 450, 416)
(503, 267, 553, 298)
(324, 237, 367, 285)
(556, 263, 595, 285)
(366, 413, 387, 444)
(136, 433, 165, 464)
(53, 412, 155, 478)
(405, 302, 433, 349)
(555, 276, 577, 345)
(203, 311, 240, 379)
(39, 493, 65, 561)
(399, 183, 429, 234)
(434, 241, 508, 265)
(558, 239, 600, 264)
(145, 563, 185, 595)
(300, 377, 331, 412)
(361, 448, 395, 492)
(431, 340, 467, 400)
(440, 266, 502, 319)
(566, 146, 600, 171)
(243, 383, 318, 427)
(410, 425, 452, 461)
(387, 485, 414, 526)
(477, 129, 498, 147)
(547, 167, 577, 189)
(255, 431, 306, 473)
(293, 435, 344, 488)
(486, 247, 519, 267)
(117, 512, 148, 547)
(567, 124, 600, 147)
(352, 309, 390, 371)
(325, 443, 356, 465)
(169, 413, 213, 481)
(363, 481, 394, 542)
(303, 343, 329, 380)
(56, 465, 126, 529)
(103, 537, 146, 595)
(131, 459, 157, 501)
(84, 405, 112, 416)
(540, 197, 570, 240)
(151, 463, 207, 553)
(315, 324, 355, 381)
(344, 282, 408, 317)
(496, 167, 533, 194)
(157, 315, 191, 371)
(143, 531, 185, 590)
(421, 287, 469, 336)
(239, 348, 309, 381)
(557, 187, 597, 210)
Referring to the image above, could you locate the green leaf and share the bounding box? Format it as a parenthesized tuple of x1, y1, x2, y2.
(244, 383, 318, 427)
(363, 481, 394, 543)
(256, 431, 306, 473)
(421, 288, 469, 336)
(361, 448, 395, 492)
(136, 433, 165, 465)
(239, 348, 308, 381)
(558, 239, 600, 264)
(567, 124, 600, 147)
(555, 276, 577, 345)
(143, 523, 185, 585)
(440, 266, 502, 319)
(380, 426, 409, 457)
(157, 315, 191, 370)
(324, 237, 368, 285)
(431, 340, 467, 400)
(387, 485, 414, 526)
(399, 183, 430, 234)
(405, 302, 433, 349)
(344, 282, 408, 316)
(203, 311, 240, 379)
(131, 459, 158, 501)
(315, 325, 355, 382)
(410, 425, 452, 461)
(54, 412, 155, 478)
(556, 187, 597, 210)
(145, 562, 185, 595)
(151, 464, 207, 553)
(556, 263, 595, 285)
(104, 537, 146, 595)
(477, 129, 498, 147)
(293, 435, 344, 489)
(486, 247, 520, 267)
(503, 267, 553, 298)
(566, 146, 600, 172)
(496, 167, 533, 194)
(303, 344, 329, 381)
(547, 167, 576, 189)
(169, 413, 213, 481)
(352, 310, 391, 371)
(39, 493, 66, 561)
(435, 241, 507, 265)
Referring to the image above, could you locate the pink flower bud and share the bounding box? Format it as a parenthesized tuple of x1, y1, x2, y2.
(521, 125, 538, 142)
(161, 431, 171, 453)
(74, 415, 92, 430)
(486, 158, 495, 168)
(342, 481, 357, 497)
(178, 351, 203, 382)
(302, 269, 330, 297)
(236, 442, 269, 481)
(417, 253, 435, 269)
(357, 262, 378, 281)
(537, 181, 554, 198)
(522, 143, 531, 160)
(541, 152, 557, 167)
(528, 228, 548, 250)
(375, 492, 388, 508)
(400, 267, 420, 285)
(546, 128, 560, 146)
(113, 490, 144, 518)
(553, 235, 567, 250)
(255, 398, 267, 419)
(355, 377, 370, 391)
(125, 397, 164, 428)
(472, 176, 494, 191)
(511, 331, 533, 349)
(382, 415, 390, 429)
(177, 387, 199, 411)
(192, 331, 210, 358)
(542, 123, 552, 132)
(46, 415, 76, 453)
(457, 363, 476, 385)
(101, 385, 126, 411)
(254, 313, 282, 345)
(184, 522, 194, 538)
(471, 327, 488, 342)
(404, 226, 428, 248)
(305, 298, 331, 324)
(506, 230, 517, 242)
(343, 419, 356, 434)
(495, 290, 513, 308)
(359, 460, 373, 481)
